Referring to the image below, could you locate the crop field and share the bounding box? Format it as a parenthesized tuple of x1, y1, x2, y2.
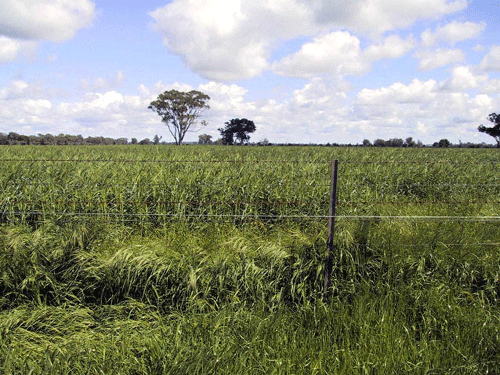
(0, 145, 499, 374)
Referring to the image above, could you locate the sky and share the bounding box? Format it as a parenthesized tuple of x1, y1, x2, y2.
(1, 0, 500, 145)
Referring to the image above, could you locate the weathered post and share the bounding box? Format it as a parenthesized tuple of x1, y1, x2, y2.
(323, 159, 338, 302)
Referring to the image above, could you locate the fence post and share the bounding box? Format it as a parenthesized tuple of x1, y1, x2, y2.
(323, 159, 338, 302)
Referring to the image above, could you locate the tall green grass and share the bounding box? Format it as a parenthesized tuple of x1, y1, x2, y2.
(0, 145, 499, 373)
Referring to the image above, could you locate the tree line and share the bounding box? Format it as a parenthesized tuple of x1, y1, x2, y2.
(0, 131, 496, 147)
(0, 132, 165, 146)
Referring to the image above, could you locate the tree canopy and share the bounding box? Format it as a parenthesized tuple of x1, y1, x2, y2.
(148, 90, 210, 145)
(478, 113, 500, 148)
(218, 118, 256, 145)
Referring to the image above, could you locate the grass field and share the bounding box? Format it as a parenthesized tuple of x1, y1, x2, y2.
(0, 145, 499, 374)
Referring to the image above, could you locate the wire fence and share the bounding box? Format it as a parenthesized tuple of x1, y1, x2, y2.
(0, 158, 499, 223)
(1, 158, 500, 164)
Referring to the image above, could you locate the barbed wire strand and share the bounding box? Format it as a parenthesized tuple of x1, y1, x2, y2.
(1, 199, 499, 206)
(0, 158, 499, 165)
(2, 211, 499, 221)
(2, 181, 500, 189)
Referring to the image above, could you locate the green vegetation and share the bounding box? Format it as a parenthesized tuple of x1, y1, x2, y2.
(0, 145, 499, 374)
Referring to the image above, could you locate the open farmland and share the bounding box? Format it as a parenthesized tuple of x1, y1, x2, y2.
(0, 145, 499, 374)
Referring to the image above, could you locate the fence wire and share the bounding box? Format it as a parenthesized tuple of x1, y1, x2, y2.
(0, 157, 499, 223)
(1, 158, 500, 165)
(1, 211, 499, 222)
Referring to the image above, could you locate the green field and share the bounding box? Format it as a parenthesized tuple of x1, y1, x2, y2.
(0, 145, 499, 374)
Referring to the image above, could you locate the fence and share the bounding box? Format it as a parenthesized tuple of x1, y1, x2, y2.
(1, 157, 498, 220)
(1, 156, 499, 299)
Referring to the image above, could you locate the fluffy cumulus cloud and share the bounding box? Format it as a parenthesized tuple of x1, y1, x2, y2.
(354, 76, 500, 141)
(479, 46, 500, 71)
(272, 31, 369, 78)
(150, 0, 466, 81)
(198, 81, 256, 113)
(357, 79, 438, 105)
(0, 0, 96, 42)
(1, 64, 499, 145)
(0, 80, 45, 100)
(150, 0, 314, 81)
(363, 35, 416, 61)
(420, 21, 485, 47)
(310, 0, 467, 36)
(0, 80, 53, 130)
(415, 48, 466, 70)
(439, 66, 488, 91)
(0, 36, 21, 63)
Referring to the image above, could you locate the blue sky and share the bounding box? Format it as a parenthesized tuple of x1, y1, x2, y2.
(1, 0, 500, 145)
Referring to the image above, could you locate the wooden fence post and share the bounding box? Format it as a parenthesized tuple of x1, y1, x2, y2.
(323, 159, 339, 302)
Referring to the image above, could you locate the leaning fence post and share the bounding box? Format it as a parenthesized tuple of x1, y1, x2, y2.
(323, 159, 339, 302)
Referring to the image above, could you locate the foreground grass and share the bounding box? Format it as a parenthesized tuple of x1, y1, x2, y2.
(2, 296, 499, 374)
(0, 145, 499, 373)
(1, 219, 499, 374)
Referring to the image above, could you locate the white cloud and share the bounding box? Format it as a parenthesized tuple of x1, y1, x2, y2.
(482, 79, 500, 94)
(353, 75, 500, 143)
(415, 48, 465, 70)
(0, 35, 21, 63)
(291, 77, 347, 107)
(363, 34, 416, 61)
(150, 0, 466, 81)
(150, 0, 314, 81)
(480, 46, 500, 71)
(0, 80, 34, 100)
(421, 21, 485, 47)
(416, 121, 428, 134)
(272, 31, 369, 78)
(0, 0, 96, 42)
(0, 80, 52, 127)
(25, 99, 52, 114)
(198, 81, 256, 113)
(311, 0, 467, 37)
(356, 79, 438, 105)
(439, 66, 487, 91)
(1, 69, 498, 145)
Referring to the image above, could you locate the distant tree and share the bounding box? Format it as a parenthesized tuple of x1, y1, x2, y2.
(218, 127, 234, 145)
(0, 133, 8, 145)
(39, 133, 55, 145)
(148, 90, 210, 145)
(257, 138, 270, 146)
(405, 137, 416, 147)
(218, 118, 256, 145)
(373, 139, 385, 147)
(8, 132, 29, 145)
(438, 139, 451, 148)
(198, 134, 212, 144)
(478, 113, 500, 148)
(139, 138, 152, 145)
(116, 138, 128, 145)
(387, 138, 404, 147)
(153, 134, 162, 145)
(362, 139, 372, 147)
(131, 138, 138, 145)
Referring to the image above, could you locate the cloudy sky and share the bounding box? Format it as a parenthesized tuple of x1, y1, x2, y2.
(1, 0, 500, 145)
